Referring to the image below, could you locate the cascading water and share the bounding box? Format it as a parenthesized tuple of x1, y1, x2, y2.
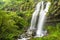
(18, 1, 51, 40)
(35, 1, 51, 37)
(26, 2, 41, 36)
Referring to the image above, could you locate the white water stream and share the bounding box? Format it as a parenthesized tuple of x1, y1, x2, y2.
(18, 1, 51, 40)
(36, 1, 51, 37)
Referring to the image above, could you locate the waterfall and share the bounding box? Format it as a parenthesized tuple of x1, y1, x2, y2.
(18, 1, 51, 40)
(26, 2, 41, 35)
(35, 1, 51, 37)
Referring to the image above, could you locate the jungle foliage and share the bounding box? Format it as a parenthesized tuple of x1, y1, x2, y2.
(0, 0, 60, 40)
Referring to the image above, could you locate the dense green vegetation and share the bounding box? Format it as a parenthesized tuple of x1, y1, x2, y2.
(31, 23, 60, 40)
(0, 0, 60, 40)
